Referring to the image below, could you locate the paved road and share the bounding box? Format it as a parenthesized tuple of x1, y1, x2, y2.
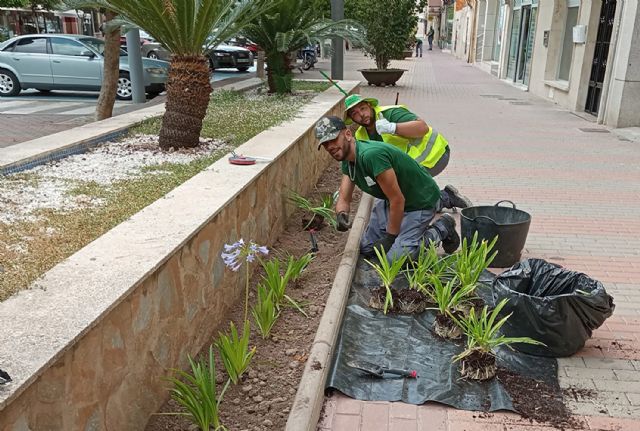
(0, 66, 256, 148)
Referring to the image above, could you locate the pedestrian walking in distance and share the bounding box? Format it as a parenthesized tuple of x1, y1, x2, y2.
(427, 26, 435, 51)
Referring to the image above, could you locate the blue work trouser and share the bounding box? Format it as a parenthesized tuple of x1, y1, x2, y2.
(360, 198, 444, 262)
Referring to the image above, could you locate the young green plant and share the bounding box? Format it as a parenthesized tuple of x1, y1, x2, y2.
(365, 245, 408, 314)
(405, 240, 439, 291)
(164, 345, 230, 431)
(451, 232, 498, 287)
(252, 284, 280, 339)
(215, 321, 256, 385)
(451, 298, 545, 380)
(288, 190, 337, 229)
(261, 256, 307, 316)
(284, 252, 314, 283)
(427, 275, 477, 339)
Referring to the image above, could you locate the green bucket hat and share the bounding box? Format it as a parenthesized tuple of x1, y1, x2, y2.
(343, 94, 379, 125)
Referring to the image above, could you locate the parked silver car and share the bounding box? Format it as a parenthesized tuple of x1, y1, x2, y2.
(0, 34, 169, 100)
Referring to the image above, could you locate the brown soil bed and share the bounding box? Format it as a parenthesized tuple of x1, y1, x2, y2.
(369, 286, 432, 314)
(145, 163, 359, 431)
(496, 367, 587, 430)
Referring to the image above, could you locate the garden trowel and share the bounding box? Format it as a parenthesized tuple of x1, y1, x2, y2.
(347, 360, 417, 379)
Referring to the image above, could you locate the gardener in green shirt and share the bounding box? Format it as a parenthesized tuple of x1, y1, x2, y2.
(344, 94, 472, 210)
(315, 116, 460, 260)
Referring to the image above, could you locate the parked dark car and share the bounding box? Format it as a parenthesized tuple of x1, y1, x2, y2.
(0, 34, 169, 100)
(207, 44, 253, 72)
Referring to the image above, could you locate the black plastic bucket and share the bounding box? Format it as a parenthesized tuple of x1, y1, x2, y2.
(460, 200, 531, 268)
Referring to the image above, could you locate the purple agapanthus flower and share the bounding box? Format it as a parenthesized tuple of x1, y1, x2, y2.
(221, 239, 269, 271)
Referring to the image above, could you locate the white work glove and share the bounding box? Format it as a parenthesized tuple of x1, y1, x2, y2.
(375, 118, 397, 135)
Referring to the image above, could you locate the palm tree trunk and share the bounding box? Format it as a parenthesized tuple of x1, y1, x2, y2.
(95, 11, 120, 121)
(265, 51, 293, 94)
(159, 55, 212, 149)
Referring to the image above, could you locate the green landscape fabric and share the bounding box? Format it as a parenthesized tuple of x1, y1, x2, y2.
(325, 257, 559, 412)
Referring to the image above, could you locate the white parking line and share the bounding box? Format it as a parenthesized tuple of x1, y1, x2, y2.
(6, 101, 84, 114)
(0, 100, 36, 110)
(60, 106, 99, 116)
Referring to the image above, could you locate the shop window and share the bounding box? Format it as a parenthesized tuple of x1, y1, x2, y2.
(558, 1, 579, 81)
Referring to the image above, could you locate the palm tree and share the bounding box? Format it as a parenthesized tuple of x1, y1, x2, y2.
(242, 0, 365, 93)
(80, 0, 268, 149)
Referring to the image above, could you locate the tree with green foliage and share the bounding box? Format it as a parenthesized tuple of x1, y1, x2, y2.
(347, 0, 426, 70)
(242, 0, 365, 94)
(0, 0, 29, 7)
(63, 0, 268, 150)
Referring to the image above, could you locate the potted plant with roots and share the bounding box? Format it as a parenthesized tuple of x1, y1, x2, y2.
(452, 299, 545, 380)
(426, 275, 476, 339)
(401, 241, 444, 313)
(347, 0, 427, 86)
(365, 246, 408, 314)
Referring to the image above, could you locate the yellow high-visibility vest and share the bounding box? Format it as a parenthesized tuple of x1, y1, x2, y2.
(354, 104, 448, 169)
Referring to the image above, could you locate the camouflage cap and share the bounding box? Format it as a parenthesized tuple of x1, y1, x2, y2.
(315, 116, 346, 149)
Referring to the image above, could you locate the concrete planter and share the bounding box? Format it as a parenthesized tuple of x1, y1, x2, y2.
(359, 69, 406, 87)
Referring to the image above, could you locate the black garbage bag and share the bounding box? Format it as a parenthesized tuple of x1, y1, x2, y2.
(492, 258, 615, 357)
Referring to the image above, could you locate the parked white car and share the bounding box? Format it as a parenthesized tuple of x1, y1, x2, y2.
(0, 34, 170, 100)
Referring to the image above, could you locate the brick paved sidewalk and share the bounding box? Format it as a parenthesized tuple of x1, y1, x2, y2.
(312, 50, 640, 430)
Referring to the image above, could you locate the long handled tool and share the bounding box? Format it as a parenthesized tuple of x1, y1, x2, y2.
(319, 70, 348, 96)
(347, 360, 418, 379)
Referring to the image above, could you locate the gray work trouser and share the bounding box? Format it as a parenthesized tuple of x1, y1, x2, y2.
(360, 198, 444, 262)
(425, 146, 457, 210)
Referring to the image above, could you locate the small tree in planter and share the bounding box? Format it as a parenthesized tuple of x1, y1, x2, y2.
(452, 299, 545, 381)
(347, 0, 427, 86)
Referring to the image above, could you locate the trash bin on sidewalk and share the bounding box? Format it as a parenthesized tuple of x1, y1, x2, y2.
(492, 259, 615, 357)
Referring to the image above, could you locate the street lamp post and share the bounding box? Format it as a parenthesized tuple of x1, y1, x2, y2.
(331, 0, 344, 80)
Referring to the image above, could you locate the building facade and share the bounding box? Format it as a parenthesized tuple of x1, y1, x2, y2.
(0, 8, 103, 42)
(451, 0, 639, 128)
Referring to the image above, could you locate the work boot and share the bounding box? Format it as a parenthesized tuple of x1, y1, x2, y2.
(431, 214, 460, 254)
(442, 185, 472, 209)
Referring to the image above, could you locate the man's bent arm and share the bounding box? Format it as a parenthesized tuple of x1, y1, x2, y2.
(395, 120, 429, 138)
(336, 174, 355, 214)
(375, 169, 405, 235)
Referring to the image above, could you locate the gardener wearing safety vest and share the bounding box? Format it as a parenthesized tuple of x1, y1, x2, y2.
(343, 94, 472, 210)
(315, 115, 460, 261)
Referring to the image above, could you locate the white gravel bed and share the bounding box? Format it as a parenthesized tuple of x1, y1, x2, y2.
(0, 134, 229, 224)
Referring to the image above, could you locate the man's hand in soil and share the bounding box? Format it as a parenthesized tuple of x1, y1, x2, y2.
(336, 211, 351, 232)
(372, 232, 397, 254)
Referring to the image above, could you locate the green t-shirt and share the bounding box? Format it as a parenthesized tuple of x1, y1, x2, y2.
(366, 107, 418, 142)
(341, 140, 440, 211)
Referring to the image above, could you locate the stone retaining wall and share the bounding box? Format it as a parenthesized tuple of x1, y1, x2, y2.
(0, 81, 359, 430)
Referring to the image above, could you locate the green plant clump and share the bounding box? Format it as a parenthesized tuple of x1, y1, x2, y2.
(260, 256, 307, 316)
(164, 345, 230, 431)
(452, 299, 545, 380)
(252, 284, 280, 339)
(426, 276, 476, 339)
(450, 232, 498, 287)
(365, 245, 408, 314)
(288, 190, 337, 230)
(215, 321, 256, 385)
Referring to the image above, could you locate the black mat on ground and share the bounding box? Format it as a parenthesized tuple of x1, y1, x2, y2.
(325, 257, 559, 412)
